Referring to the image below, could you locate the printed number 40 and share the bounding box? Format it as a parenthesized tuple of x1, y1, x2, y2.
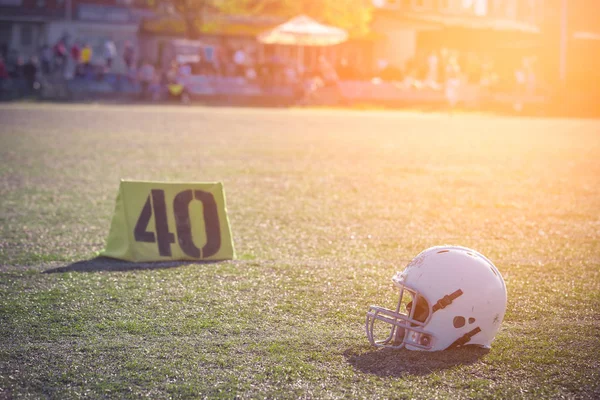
(134, 189, 221, 258)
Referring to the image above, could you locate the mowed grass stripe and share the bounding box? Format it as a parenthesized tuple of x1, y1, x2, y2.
(0, 104, 599, 399)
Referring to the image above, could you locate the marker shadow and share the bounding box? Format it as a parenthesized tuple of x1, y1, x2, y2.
(43, 257, 221, 274)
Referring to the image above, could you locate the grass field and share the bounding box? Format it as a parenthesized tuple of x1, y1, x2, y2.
(1, 103, 599, 399)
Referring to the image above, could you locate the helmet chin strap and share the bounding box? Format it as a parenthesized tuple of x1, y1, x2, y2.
(448, 327, 481, 349)
(392, 326, 405, 346)
(432, 289, 463, 313)
(430, 289, 477, 350)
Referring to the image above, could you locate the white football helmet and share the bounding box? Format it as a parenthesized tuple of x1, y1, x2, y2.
(366, 246, 507, 351)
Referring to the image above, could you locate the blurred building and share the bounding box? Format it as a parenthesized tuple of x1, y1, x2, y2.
(137, 12, 284, 70)
(1, 0, 67, 58)
(371, 0, 543, 72)
(2, 0, 597, 103)
(537, 0, 600, 112)
(538, 0, 600, 84)
(0, 0, 154, 70)
(369, 0, 599, 105)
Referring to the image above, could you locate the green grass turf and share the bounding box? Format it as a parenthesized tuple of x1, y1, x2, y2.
(0, 103, 599, 399)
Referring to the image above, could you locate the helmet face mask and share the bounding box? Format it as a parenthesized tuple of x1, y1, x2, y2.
(366, 246, 507, 352)
(366, 285, 434, 350)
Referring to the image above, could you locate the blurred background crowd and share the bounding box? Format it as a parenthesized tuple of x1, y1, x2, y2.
(0, 0, 597, 113)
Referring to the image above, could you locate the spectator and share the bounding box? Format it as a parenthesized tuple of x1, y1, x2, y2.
(53, 38, 68, 71)
(317, 55, 342, 103)
(382, 65, 404, 82)
(426, 51, 439, 88)
(8, 55, 25, 96)
(283, 63, 298, 85)
(337, 58, 357, 80)
(318, 55, 339, 86)
(233, 47, 246, 77)
(123, 41, 135, 72)
(513, 57, 530, 112)
(59, 41, 79, 80)
(0, 56, 9, 97)
(149, 66, 163, 101)
(104, 40, 117, 70)
(138, 59, 155, 100)
(80, 44, 92, 75)
(177, 57, 192, 78)
(445, 57, 461, 108)
(166, 60, 179, 84)
(70, 42, 80, 65)
(377, 59, 388, 76)
(525, 56, 537, 96)
(40, 44, 52, 75)
(266, 52, 284, 87)
(165, 60, 185, 101)
(22, 56, 38, 95)
(0, 55, 8, 95)
(215, 40, 227, 76)
(8, 55, 24, 79)
(0, 56, 8, 80)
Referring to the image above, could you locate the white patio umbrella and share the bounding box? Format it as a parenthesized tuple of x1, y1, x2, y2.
(257, 15, 348, 70)
(258, 15, 348, 46)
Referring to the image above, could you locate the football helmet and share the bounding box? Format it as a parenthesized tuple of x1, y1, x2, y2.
(366, 246, 507, 351)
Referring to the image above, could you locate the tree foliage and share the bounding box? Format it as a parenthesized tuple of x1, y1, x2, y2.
(163, 0, 373, 39)
(286, 0, 374, 38)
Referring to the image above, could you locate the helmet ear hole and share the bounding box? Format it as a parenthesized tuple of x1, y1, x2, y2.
(412, 295, 430, 323)
(453, 316, 466, 328)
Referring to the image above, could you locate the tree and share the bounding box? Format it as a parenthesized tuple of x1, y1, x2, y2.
(288, 0, 374, 38)
(161, 0, 373, 40)
(163, 0, 292, 39)
(168, 0, 208, 39)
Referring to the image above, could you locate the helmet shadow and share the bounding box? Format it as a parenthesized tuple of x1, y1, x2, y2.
(344, 346, 490, 377)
